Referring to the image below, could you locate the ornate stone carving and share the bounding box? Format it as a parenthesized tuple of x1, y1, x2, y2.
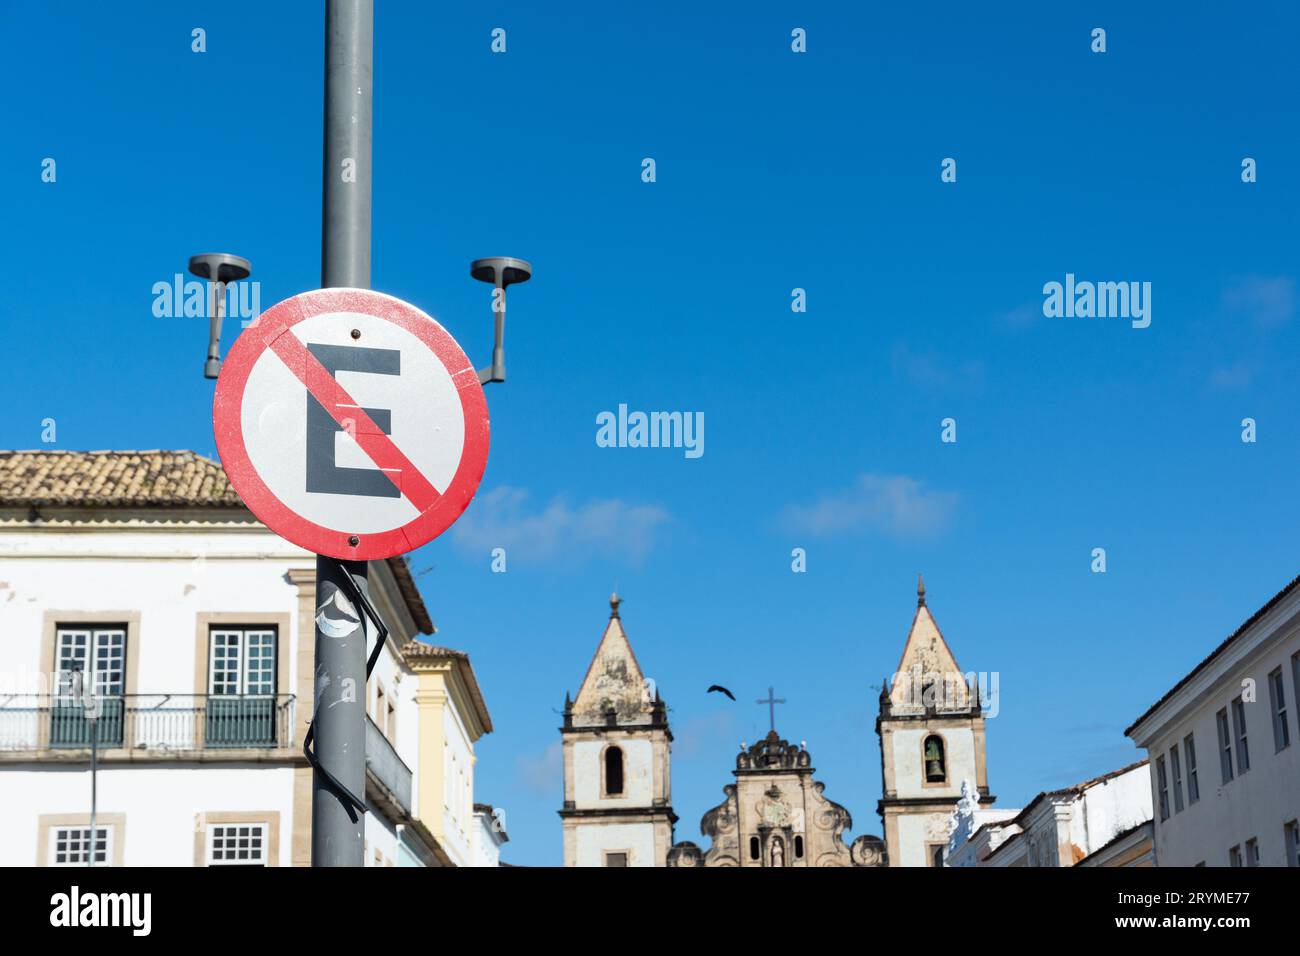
(851, 834, 888, 867)
(666, 841, 702, 867)
(669, 733, 886, 868)
(737, 730, 804, 770)
(758, 786, 791, 828)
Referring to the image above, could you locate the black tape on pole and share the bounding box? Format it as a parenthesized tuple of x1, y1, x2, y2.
(302, 557, 391, 818)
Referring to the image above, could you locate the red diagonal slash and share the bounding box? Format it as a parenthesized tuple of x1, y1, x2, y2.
(268, 331, 441, 513)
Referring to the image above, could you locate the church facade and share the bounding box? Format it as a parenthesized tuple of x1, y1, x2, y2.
(876, 576, 992, 866)
(560, 580, 986, 867)
(666, 731, 886, 867)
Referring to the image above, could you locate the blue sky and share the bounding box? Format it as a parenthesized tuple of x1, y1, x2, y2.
(3, 1, 1299, 866)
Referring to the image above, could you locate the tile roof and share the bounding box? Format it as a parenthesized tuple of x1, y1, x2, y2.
(984, 758, 1150, 859)
(401, 640, 493, 733)
(0, 450, 434, 635)
(1041, 758, 1148, 799)
(1125, 573, 1300, 737)
(385, 556, 435, 636)
(0, 450, 241, 507)
(401, 642, 469, 660)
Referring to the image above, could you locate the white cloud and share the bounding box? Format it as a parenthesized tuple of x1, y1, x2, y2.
(779, 473, 957, 539)
(994, 302, 1039, 331)
(451, 486, 670, 564)
(891, 342, 985, 391)
(1208, 362, 1253, 389)
(673, 709, 740, 760)
(1223, 275, 1296, 328)
(515, 740, 562, 798)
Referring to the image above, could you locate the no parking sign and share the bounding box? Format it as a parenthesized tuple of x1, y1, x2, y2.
(213, 288, 490, 560)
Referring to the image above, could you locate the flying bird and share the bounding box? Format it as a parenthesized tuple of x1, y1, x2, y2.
(707, 684, 736, 701)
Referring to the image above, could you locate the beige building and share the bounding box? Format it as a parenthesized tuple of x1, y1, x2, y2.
(559, 594, 887, 867)
(667, 731, 886, 867)
(403, 642, 496, 866)
(559, 595, 675, 867)
(876, 576, 992, 866)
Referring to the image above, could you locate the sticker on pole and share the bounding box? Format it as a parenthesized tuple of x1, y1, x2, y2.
(213, 288, 490, 560)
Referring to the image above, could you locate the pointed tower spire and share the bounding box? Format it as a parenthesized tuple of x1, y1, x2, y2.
(572, 592, 652, 727)
(876, 578, 993, 869)
(889, 575, 967, 712)
(560, 594, 676, 866)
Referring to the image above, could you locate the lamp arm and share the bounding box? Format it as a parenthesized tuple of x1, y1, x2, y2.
(476, 279, 507, 385)
(204, 281, 226, 380)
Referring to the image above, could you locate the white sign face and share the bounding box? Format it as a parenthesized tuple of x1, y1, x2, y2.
(213, 288, 490, 560)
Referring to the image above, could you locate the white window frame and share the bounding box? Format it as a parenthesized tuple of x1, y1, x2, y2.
(49, 825, 113, 867)
(1169, 746, 1184, 814)
(1184, 733, 1200, 803)
(208, 628, 277, 697)
(1217, 708, 1234, 783)
(55, 626, 126, 697)
(207, 822, 269, 866)
(1293, 652, 1300, 743)
(1269, 667, 1290, 752)
(1155, 755, 1170, 821)
(1231, 697, 1250, 773)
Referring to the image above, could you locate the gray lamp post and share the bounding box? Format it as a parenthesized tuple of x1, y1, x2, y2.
(86, 702, 98, 867)
(67, 669, 102, 868)
(189, 253, 252, 379)
(471, 257, 531, 385)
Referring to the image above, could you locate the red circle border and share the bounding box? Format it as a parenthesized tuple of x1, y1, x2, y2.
(212, 288, 490, 560)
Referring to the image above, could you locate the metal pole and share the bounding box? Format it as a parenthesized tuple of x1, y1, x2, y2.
(322, 0, 372, 289)
(312, 0, 373, 868)
(89, 714, 97, 867)
(206, 280, 225, 376)
(490, 270, 505, 380)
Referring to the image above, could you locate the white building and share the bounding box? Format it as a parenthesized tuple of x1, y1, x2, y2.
(0, 450, 501, 867)
(945, 761, 1152, 867)
(472, 803, 509, 868)
(1126, 573, 1300, 867)
(1076, 821, 1155, 868)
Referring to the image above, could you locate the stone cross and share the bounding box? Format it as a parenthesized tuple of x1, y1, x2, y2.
(756, 686, 786, 733)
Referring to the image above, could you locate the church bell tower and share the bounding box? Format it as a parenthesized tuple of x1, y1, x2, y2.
(559, 594, 676, 866)
(876, 576, 993, 866)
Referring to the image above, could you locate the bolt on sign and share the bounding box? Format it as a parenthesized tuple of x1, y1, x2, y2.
(213, 288, 490, 560)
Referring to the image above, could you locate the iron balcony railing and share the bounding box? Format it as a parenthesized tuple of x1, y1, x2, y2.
(0, 694, 296, 752)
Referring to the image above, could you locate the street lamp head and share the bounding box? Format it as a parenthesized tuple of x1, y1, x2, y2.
(471, 257, 531, 386)
(471, 256, 531, 288)
(188, 253, 251, 284)
(189, 253, 252, 380)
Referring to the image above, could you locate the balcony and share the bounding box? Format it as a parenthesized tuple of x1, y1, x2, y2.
(365, 715, 412, 817)
(0, 694, 296, 755)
